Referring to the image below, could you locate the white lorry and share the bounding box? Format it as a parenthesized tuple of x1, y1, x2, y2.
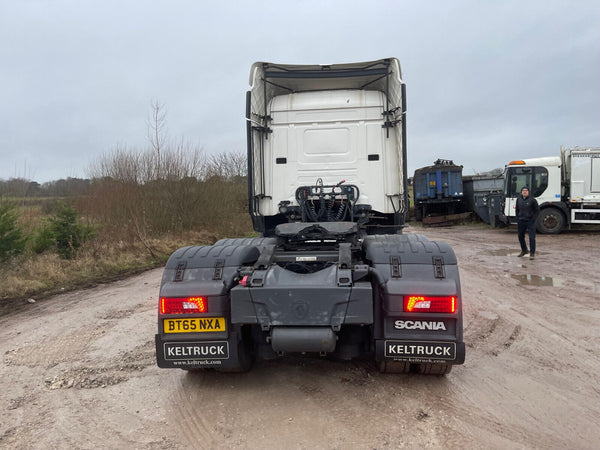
(501, 146, 600, 233)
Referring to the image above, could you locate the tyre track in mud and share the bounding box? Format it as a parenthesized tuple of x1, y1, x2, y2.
(422, 225, 600, 449)
(170, 358, 470, 449)
(1, 226, 599, 449)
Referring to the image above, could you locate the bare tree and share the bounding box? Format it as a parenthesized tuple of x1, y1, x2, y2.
(147, 101, 167, 180)
(205, 151, 247, 181)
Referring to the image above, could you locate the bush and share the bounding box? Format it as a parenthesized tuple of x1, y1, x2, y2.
(48, 204, 96, 259)
(31, 222, 55, 254)
(0, 203, 27, 261)
(86, 148, 249, 242)
(40, 198, 62, 215)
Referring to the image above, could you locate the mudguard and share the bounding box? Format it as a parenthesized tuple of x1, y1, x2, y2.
(363, 234, 465, 366)
(156, 239, 274, 369)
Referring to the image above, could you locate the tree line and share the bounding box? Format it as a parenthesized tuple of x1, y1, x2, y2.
(0, 177, 91, 198)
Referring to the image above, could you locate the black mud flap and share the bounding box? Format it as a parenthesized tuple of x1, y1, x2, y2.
(375, 339, 465, 365)
(155, 333, 250, 370)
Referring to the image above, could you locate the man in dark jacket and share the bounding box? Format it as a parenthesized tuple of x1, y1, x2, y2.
(516, 186, 540, 259)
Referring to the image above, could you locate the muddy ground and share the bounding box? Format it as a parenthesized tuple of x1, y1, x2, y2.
(1, 224, 599, 449)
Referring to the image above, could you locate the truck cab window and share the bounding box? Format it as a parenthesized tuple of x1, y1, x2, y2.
(532, 169, 548, 197)
(504, 167, 548, 198)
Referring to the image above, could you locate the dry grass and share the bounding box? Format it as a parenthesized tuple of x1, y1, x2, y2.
(16, 204, 46, 235)
(1, 191, 254, 304)
(0, 226, 255, 303)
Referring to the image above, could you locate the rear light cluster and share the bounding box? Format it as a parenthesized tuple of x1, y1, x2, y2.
(404, 296, 456, 313)
(160, 297, 207, 314)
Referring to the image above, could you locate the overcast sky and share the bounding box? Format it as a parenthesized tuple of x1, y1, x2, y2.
(1, 0, 599, 183)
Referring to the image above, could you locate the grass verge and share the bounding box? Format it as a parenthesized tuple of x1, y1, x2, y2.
(0, 227, 255, 315)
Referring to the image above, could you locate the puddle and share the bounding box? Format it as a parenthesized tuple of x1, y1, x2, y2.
(509, 274, 564, 287)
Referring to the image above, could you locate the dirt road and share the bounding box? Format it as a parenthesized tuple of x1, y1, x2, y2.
(1, 224, 599, 449)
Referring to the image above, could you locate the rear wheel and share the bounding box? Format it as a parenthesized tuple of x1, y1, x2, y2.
(417, 363, 452, 375)
(415, 205, 423, 222)
(536, 208, 565, 234)
(216, 328, 254, 373)
(379, 360, 411, 373)
(215, 346, 253, 373)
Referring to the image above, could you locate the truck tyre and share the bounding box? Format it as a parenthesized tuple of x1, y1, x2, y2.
(415, 205, 423, 222)
(215, 344, 253, 373)
(379, 360, 411, 373)
(216, 329, 254, 373)
(536, 208, 565, 234)
(417, 363, 452, 375)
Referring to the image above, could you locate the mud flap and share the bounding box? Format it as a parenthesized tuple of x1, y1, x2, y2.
(155, 330, 252, 371)
(375, 339, 465, 365)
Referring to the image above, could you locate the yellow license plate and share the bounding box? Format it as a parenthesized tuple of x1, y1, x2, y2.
(163, 317, 226, 334)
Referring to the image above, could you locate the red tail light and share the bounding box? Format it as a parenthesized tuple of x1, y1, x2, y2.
(160, 297, 207, 314)
(404, 296, 456, 313)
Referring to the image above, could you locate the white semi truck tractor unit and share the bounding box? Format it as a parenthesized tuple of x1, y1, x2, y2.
(502, 146, 600, 233)
(155, 58, 465, 375)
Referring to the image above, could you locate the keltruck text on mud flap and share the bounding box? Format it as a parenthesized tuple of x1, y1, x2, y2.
(155, 58, 465, 375)
(501, 146, 600, 234)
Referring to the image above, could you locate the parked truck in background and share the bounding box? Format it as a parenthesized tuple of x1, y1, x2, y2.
(413, 159, 466, 222)
(501, 146, 600, 233)
(155, 58, 465, 375)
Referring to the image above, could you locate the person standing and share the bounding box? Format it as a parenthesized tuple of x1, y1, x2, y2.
(516, 186, 540, 259)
